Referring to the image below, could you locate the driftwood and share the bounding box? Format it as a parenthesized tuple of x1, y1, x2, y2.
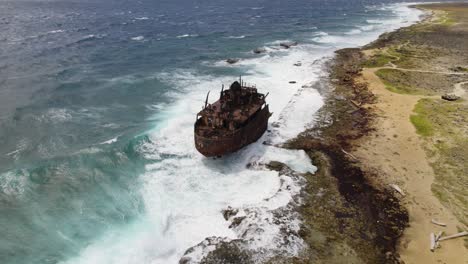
(438, 231, 468, 242)
(350, 99, 361, 108)
(389, 184, 405, 196)
(435, 231, 444, 249)
(431, 219, 447, 227)
(341, 148, 357, 160)
(430, 233, 436, 251)
(430, 231, 445, 252)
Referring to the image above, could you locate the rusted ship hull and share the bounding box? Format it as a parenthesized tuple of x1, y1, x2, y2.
(195, 105, 270, 157)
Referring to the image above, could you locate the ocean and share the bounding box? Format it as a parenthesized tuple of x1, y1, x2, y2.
(0, 0, 434, 263)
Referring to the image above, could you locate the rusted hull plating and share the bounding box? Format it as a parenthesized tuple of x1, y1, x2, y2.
(195, 105, 270, 157)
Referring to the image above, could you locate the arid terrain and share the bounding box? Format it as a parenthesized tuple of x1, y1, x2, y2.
(287, 3, 468, 264)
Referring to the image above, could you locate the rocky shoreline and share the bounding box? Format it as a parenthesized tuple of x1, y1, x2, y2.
(186, 33, 408, 264)
(283, 3, 468, 264)
(180, 3, 468, 263)
(284, 47, 408, 263)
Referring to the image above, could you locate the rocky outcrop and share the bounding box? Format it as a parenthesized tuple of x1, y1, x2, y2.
(253, 47, 267, 54)
(226, 58, 239, 64)
(441, 93, 460, 101)
(280, 41, 298, 49)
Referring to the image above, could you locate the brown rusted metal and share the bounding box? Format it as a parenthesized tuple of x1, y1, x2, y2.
(194, 80, 272, 157)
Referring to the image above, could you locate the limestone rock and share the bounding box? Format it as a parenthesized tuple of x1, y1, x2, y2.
(441, 94, 460, 101)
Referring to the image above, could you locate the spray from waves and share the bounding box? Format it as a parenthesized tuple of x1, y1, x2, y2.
(313, 3, 422, 47)
(61, 41, 328, 264)
(60, 3, 423, 264)
(0, 136, 149, 264)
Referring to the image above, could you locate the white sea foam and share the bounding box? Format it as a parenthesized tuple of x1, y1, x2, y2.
(0, 170, 28, 196)
(313, 3, 422, 48)
(64, 42, 325, 264)
(64, 3, 423, 264)
(314, 31, 328, 36)
(131, 36, 145, 41)
(35, 108, 73, 123)
(346, 29, 362, 35)
(367, 19, 386, 24)
(226, 35, 246, 39)
(100, 137, 118, 145)
(177, 34, 199, 38)
(48, 29, 65, 34)
(359, 24, 375, 31)
(83, 34, 95, 39)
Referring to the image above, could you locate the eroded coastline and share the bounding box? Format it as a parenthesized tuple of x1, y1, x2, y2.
(177, 3, 468, 263)
(285, 3, 468, 264)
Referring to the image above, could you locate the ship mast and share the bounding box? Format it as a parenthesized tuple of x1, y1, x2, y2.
(220, 84, 224, 99)
(204, 91, 210, 108)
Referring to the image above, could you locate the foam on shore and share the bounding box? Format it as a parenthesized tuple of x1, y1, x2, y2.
(62, 3, 423, 264)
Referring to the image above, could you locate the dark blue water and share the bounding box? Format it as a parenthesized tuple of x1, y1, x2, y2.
(0, 0, 452, 263)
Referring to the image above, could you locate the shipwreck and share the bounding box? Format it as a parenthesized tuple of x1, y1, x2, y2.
(194, 78, 272, 157)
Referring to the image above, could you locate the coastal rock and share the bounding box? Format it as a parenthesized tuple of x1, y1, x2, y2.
(226, 58, 240, 64)
(253, 47, 267, 54)
(222, 206, 239, 220)
(279, 41, 298, 49)
(289, 81, 296, 84)
(199, 240, 253, 264)
(441, 94, 460, 101)
(229, 216, 246, 228)
(266, 161, 286, 171)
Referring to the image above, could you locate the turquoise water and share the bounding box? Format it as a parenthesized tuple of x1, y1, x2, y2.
(0, 0, 431, 263)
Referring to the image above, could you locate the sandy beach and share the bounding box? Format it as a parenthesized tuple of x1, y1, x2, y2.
(355, 4, 468, 263)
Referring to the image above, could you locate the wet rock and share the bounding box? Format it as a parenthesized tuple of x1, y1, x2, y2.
(441, 93, 460, 101)
(229, 216, 246, 228)
(280, 41, 298, 49)
(253, 47, 267, 54)
(200, 240, 253, 264)
(222, 206, 238, 220)
(266, 161, 286, 171)
(179, 256, 191, 264)
(226, 58, 239, 64)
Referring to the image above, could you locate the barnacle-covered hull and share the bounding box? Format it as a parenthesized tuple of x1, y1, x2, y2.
(195, 105, 270, 157)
